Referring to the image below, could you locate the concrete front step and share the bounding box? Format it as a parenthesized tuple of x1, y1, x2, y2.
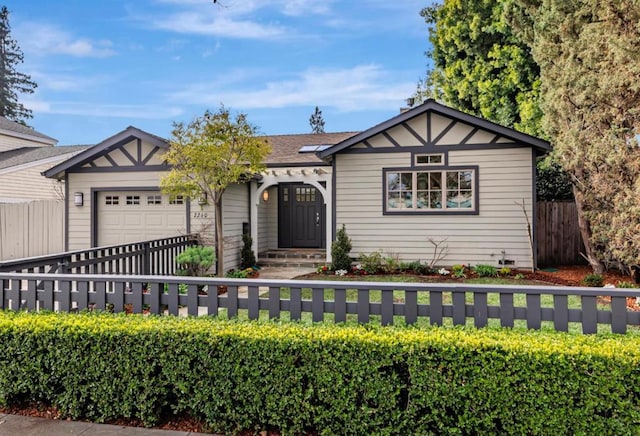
(258, 249, 327, 268)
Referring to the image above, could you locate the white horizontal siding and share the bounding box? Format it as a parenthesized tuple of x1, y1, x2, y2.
(334, 148, 535, 269)
(221, 183, 249, 272)
(0, 160, 65, 202)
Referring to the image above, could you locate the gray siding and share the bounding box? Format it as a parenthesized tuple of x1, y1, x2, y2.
(334, 147, 534, 269)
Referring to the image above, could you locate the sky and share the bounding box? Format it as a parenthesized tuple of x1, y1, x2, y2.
(3, 0, 430, 146)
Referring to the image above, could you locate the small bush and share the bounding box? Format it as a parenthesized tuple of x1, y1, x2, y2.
(240, 233, 257, 269)
(331, 225, 352, 271)
(226, 268, 249, 278)
(176, 246, 215, 276)
(616, 281, 637, 288)
(451, 264, 467, 278)
(499, 267, 512, 277)
(382, 253, 400, 274)
(473, 264, 498, 277)
(582, 273, 604, 287)
(514, 273, 526, 280)
(358, 251, 383, 274)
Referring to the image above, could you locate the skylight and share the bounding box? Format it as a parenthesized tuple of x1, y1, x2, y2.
(298, 144, 331, 153)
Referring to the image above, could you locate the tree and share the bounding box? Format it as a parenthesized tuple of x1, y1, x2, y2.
(416, 0, 542, 137)
(309, 106, 325, 134)
(508, 0, 640, 273)
(0, 6, 37, 124)
(161, 106, 271, 276)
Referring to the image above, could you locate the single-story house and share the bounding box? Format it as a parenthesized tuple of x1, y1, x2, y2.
(0, 117, 88, 203)
(44, 100, 550, 271)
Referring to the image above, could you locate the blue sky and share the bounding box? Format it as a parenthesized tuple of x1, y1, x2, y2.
(4, 0, 429, 145)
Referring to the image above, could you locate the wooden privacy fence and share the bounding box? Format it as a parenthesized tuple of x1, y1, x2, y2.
(0, 200, 64, 261)
(0, 235, 197, 275)
(536, 201, 584, 266)
(1, 273, 639, 334)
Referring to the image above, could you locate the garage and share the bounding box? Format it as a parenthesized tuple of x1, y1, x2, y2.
(96, 190, 188, 246)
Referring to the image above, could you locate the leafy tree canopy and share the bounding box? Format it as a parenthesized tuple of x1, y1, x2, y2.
(161, 106, 271, 275)
(416, 0, 542, 137)
(0, 6, 36, 124)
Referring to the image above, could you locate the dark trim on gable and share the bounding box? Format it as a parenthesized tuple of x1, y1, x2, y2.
(44, 126, 169, 179)
(142, 146, 161, 165)
(402, 121, 428, 146)
(460, 127, 479, 145)
(362, 140, 373, 148)
(431, 119, 457, 145)
(338, 142, 533, 155)
(382, 131, 401, 148)
(69, 164, 169, 173)
(103, 154, 119, 167)
(137, 138, 142, 164)
(318, 99, 551, 159)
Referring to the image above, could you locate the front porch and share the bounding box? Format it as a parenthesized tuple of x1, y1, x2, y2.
(250, 166, 333, 264)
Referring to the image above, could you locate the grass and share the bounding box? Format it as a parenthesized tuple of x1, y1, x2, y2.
(223, 273, 631, 335)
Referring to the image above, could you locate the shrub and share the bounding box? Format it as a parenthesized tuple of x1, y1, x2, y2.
(331, 224, 352, 271)
(616, 281, 636, 288)
(451, 264, 467, 278)
(473, 264, 498, 277)
(240, 233, 257, 269)
(582, 273, 604, 287)
(358, 250, 383, 274)
(226, 268, 249, 278)
(176, 246, 215, 276)
(1, 312, 639, 434)
(499, 267, 512, 277)
(382, 253, 400, 274)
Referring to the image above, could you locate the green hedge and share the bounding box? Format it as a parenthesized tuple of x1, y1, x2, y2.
(0, 311, 639, 435)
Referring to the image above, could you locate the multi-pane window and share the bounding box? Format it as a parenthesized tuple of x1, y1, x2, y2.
(415, 153, 444, 165)
(169, 195, 184, 205)
(147, 195, 162, 205)
(126, 195, 140, 205)
(295, 187, 316, 203)
(105, 195, 119, 205)
(386, 169, 474, 211)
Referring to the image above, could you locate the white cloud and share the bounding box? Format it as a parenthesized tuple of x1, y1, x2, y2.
(24, 99, 183, 120)
(168, 65, 415, 112)
(18, 23, 116, 58)
(149, 11, 286, 39)
(29, 70, 111, 92)
(280, 0, 335, 16)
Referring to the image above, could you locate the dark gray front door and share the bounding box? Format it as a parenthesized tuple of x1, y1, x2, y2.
(278, 183, 324, 248)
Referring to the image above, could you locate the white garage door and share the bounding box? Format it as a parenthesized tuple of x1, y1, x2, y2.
(97, 191, 187, 246)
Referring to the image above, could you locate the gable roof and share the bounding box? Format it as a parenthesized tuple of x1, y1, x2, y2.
(0, 117, 58, 146)
(43, 126, 360, 179)
(317, 99, 551, 159)
(43, 126, 169, 179)
(0, 145, 89, 171)
(264, 132, 358, 166)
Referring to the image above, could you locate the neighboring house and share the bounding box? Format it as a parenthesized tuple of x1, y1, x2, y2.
(44, 100, 550, 271)
(0, 117, 88, 203)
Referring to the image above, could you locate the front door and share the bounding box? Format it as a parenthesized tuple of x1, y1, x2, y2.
(278, 183, 324, 248)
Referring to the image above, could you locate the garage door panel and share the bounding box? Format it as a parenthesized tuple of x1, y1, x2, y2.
(97, 191, 187, 246)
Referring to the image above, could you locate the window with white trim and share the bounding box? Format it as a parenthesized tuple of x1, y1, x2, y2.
(385, 169, 475, 212)
(169, 195, 184, 205)
(147, 195, 162, 205)
(415, 153, 444, 165)
(126, 195, 140, 205)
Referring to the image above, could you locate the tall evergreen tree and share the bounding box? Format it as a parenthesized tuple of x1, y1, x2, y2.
(309, 106, 325, 134)
(0, 6, 37, 125)
(509, 0, 640, 274)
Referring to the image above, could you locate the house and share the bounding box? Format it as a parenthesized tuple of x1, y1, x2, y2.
(44, 100, 550, 271)
(0, 117, 88, 203)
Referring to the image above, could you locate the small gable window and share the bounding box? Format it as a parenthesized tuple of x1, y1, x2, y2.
(384, 167, 477, 214)
(415, 153, 444, 165)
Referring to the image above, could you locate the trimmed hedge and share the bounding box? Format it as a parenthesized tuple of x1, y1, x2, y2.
(0, 311, 639, 435)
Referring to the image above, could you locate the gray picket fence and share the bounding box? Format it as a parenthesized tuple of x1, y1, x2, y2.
(1, 273, 640, 334)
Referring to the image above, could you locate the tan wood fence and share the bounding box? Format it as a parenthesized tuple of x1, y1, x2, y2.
(536, 201, 585, 266)
(0, 200, 64, 261)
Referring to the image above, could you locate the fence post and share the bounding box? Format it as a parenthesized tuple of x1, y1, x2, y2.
(142, 241, 150, 275)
